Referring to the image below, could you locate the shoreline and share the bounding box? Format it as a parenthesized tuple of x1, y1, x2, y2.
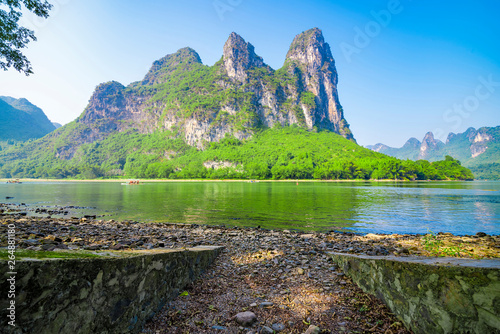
(1, 212, 498, 260)
(1, 178, 478, 183)
(2, 201, 499, 238)
(1, 211, 499, 333)
(1, 214, 412, 333)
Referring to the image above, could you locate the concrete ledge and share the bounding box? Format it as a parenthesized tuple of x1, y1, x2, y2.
(330, 252, 500, 334)
(1, 246, 223, 334)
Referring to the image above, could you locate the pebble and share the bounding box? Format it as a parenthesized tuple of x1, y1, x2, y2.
(271, 323, 285, 332)
(211, 325, 227, 330)
(41, 244, 55, 251)
(259, 301, 273, 307)
(235, 311, 257, 326)
(304, 325, 321, 334)
(261, 326, 274, 334)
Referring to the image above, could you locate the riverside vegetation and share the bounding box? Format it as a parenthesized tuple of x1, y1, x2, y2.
(0, 126, 473, 180)
(0, 28, 475, 181)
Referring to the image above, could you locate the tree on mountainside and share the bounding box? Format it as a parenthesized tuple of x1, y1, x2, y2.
(0, 0, 52, 75)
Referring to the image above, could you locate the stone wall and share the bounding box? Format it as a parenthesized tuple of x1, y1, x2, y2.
(1, 246, 223, 334)
(330, 252, 500, 334)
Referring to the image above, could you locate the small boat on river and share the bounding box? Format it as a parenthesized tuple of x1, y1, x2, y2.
(6, 179, 22, 184)
(121, 179, 140, 185)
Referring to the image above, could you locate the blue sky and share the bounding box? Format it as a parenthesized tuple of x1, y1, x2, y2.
(1, 0, 499, 147)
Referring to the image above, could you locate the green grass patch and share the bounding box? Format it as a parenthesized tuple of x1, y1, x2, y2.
(0, 249, 103, 260)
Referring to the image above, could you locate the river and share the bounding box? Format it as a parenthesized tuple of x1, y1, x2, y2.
(1, 180, 499, 235)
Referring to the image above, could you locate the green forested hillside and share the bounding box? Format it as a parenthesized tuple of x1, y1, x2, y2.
(0, 97, 56, 141)
(0, 126, 473, 181)
(0, 96, 56, 134)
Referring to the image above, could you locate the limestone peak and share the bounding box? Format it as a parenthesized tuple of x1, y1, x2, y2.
(285, 28, 333, 68)
(222, 32, 265, 82)
(142, 47, 202, 85)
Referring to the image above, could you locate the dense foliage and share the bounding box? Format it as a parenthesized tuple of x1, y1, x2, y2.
(0, 126, 474, 181)
(469, 163, 500, 180)
(0, 0, 52, 74)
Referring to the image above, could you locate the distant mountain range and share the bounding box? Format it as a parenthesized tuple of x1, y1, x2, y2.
(367, 126, 500, 179)
(0, 96, 56, 141)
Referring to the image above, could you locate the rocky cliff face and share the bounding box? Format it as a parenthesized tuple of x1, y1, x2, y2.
(285, 28, 352, 138)
(418, 132, 444, 160)
(74, 81, 152, 151)
(447, 127, 493, 159)
(57, 28, 354, 154)
(366, 143, 390, 152)
(223, 32, 266, 82)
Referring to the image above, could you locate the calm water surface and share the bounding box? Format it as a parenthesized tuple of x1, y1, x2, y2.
(1, 181, 499, 235)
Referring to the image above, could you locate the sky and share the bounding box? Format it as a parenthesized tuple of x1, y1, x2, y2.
(1, 0, 499, 147)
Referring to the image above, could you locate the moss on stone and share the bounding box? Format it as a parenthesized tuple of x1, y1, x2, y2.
(0, 246, 223, 334)
(330, 252, 500, 334)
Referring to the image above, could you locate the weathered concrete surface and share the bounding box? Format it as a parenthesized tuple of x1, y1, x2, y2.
(1, 246, 223, 334)
(330, 252, 500, 334)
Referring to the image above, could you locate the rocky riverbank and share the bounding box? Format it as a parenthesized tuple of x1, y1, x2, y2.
(1, 203, 499, 333)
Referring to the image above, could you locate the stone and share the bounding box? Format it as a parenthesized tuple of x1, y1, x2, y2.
(330, 251, 500, 334)
(261, 326, 274, 334)
(211, 325, 227, 330)
(41, 244, 55, 251)
(111, 243, 126, 250)
(0, 245, 223, 334)
(271, 323, 286, 332)
(259, 301, 273, 307)
(23, 239, 40, 245)
(304, 325, 321, 334)
(235, 311, 257, 326)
